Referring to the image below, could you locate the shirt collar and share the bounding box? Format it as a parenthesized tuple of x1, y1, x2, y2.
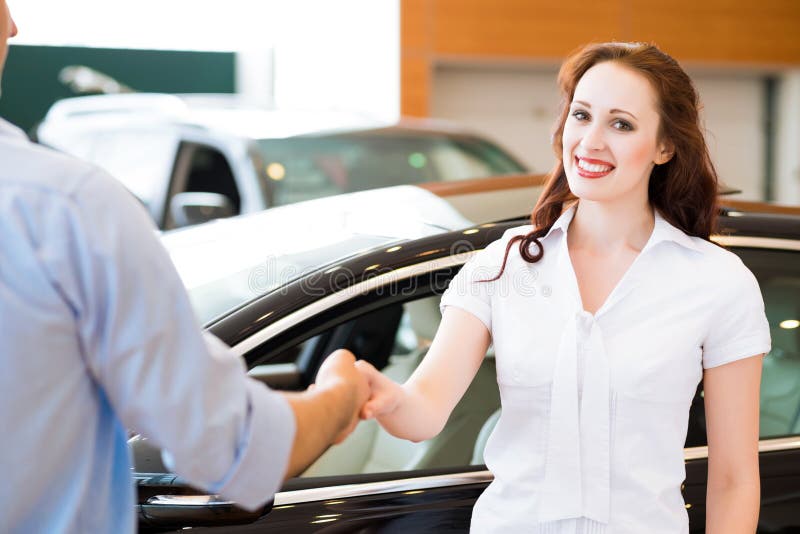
(650, 208, 702, 253)
(0, 117, 27, 142)
(540, 201, 701, 254)
(540, 202, 578, 242)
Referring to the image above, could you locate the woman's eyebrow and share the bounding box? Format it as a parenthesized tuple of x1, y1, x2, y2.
(572, 100, 638, 120)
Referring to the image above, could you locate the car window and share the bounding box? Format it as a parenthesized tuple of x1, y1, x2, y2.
(427, 137, 525, 181)
(739, 247, 800, 439)
(183, 146, 241, 212)
(163, 143, 241, 229)
(300, 293, 500, 478)
(257, 133, 526, 206)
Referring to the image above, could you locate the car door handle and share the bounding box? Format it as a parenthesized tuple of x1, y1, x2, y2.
(139, 494, 272, 528)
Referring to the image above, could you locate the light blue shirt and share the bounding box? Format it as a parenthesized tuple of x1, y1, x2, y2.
(0, 118, 295, 533)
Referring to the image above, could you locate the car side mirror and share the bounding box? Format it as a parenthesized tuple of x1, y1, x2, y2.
(170, 192, 235, 228)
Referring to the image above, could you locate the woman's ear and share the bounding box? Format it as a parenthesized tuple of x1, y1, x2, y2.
(655, 140, 675, 165)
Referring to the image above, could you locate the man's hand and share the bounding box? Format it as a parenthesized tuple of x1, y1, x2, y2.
(314, 349, 370, 443)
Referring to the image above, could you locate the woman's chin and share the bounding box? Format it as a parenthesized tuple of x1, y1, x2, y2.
(565, 176, 612, 202)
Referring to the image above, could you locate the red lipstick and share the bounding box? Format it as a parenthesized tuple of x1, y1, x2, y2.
(575, 156, 615, 179)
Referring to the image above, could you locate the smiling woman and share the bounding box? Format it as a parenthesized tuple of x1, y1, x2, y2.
(353, 42, 770, 534)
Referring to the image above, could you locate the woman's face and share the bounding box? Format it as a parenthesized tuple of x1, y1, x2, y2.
(561, 61, 672, 205)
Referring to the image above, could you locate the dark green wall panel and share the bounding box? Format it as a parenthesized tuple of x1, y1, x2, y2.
(0, 44, 235, 134)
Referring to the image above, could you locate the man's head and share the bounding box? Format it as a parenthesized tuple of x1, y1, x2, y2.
(0, 0, 18, 83)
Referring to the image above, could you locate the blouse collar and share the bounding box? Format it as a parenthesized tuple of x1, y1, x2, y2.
(540, 201, 702, 254)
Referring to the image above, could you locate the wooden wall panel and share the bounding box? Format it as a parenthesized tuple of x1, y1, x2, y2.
(432, 0, 625, 58)
(401, 0, 431, 52)
(628, 0, 800, 64)
(401, 54, 431, 117)
(401, 0, 432, 116)
(401, 0, 800, 116)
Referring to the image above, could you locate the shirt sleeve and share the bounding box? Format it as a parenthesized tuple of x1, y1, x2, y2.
(439, 228, 523, 333)
(39, 169, 294, 510)
(701, 257, 772, 369)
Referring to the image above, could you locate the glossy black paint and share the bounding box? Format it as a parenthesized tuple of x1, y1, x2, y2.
(186, 484, 485, 533)
(209, 222, 511, 354)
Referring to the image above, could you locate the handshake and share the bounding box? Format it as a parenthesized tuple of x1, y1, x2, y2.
(313, 348, 403, 445)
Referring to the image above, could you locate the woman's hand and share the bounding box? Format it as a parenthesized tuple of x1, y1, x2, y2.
(355, 360, 404, 419)
(351, 308, 490, 442)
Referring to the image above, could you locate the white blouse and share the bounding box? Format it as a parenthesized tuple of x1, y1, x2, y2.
(440, 204, 771, 534)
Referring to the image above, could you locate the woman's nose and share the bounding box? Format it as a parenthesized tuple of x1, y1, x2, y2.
(579, 123, 605, 151)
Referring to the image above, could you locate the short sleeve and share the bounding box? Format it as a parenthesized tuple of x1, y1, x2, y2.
(702, 259, 771, 369)
(439, 228, 526, 333)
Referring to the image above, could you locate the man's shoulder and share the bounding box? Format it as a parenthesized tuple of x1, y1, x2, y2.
(0, 128, 148, 235)
(0, 125, 100, 198)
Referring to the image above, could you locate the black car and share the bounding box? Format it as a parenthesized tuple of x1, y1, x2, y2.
(135, 189, 800, 533)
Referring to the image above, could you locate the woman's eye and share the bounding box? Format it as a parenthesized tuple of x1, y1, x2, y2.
(571, 110, 589, 121)
(613, 119, 634, 131)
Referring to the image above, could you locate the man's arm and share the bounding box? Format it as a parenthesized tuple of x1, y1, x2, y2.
(46, 170, 366, 509)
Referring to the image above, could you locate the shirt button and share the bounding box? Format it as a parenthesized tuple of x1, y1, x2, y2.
(512, 369, 522, 382)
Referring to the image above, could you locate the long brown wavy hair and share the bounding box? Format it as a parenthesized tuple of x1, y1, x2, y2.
(488, 42, 720, 281)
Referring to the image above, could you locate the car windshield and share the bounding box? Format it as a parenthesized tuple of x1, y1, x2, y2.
(257, 131, 527, 206)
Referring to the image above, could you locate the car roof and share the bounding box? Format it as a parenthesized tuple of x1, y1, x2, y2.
(40, 93, 489, 140)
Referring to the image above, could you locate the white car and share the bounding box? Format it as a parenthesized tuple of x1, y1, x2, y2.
(35, 93, 529, 229)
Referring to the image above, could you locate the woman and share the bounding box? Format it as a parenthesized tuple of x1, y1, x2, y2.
(356, 42, 769, 533)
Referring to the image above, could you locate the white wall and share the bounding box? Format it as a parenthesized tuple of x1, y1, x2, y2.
(271, 0, 400, 122)
(690, 73, 766, 200)
(10, 0, 401, 122)
(432, 64, 770, 201)
(432, 65, 560, 174)
(774, 71, 800, 204)
(8, 0, 280, 50)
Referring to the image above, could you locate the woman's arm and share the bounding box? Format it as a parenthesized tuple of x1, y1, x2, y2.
(704, 354, 764, 534)
(356, 306, 491, 442)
